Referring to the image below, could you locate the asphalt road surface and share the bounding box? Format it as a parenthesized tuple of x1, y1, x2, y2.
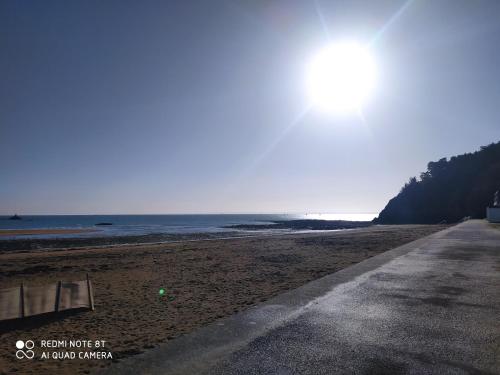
(104, 220, 500, 375)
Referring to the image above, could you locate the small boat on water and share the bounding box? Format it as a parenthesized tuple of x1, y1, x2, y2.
(9, 214, 22, 220)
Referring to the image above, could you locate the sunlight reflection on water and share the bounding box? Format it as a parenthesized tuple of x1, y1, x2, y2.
(302, 213, 377, 221)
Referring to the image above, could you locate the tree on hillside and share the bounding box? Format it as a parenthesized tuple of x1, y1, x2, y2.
(375, 142, 500, 224)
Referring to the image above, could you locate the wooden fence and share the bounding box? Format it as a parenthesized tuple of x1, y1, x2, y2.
(0, 274, 94, 321)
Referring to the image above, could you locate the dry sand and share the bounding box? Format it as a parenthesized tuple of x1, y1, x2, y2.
(0, 225, 447, 375)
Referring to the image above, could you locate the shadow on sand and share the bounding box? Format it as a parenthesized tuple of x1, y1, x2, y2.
(0, 308, 88, 334)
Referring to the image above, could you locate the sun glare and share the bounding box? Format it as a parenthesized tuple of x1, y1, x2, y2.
(307, 41, 377, 114)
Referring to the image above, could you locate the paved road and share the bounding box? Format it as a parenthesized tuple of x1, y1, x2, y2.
(104, 220, 500, 374)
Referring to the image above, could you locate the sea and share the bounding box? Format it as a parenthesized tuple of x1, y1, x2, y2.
(0, 213, 376, 239)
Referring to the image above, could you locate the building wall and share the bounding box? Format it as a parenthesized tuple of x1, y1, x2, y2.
(486, 207, 500, 223)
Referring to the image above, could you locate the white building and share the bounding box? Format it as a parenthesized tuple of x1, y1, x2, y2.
(487, 190, 500, 223)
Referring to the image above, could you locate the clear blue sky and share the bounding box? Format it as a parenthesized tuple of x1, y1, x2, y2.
(1, 0, 500, 215)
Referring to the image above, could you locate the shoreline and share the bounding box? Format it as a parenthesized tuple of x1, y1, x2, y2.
(0, 229, 374, 256)
(224, 219, 372, 230)
(0, 228, 100, 237)
(0, 224, 448, 375)
(0, 218, 375, 247)
(0, 227, 369, 253)
(0, 230, 258, 253)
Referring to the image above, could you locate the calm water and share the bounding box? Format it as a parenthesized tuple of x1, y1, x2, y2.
(0, 213, 376, 239)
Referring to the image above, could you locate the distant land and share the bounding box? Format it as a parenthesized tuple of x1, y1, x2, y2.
(375, 141, 500, 224)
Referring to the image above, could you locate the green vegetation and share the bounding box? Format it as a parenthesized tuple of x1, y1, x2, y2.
(375, 142, 500, 224)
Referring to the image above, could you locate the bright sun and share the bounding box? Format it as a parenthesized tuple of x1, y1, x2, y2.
(307, 41, 377, 114)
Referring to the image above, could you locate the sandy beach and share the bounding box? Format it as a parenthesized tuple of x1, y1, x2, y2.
(0, 224, 447, 375)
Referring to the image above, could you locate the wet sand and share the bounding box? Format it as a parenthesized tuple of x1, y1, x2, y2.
(0, 224, 447, 375)
(0, 229, 99, 237)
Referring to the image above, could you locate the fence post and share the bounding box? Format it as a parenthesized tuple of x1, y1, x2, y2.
(86, 273, 94, 311)
(20, 282, 25, 318)
(55, 281, 62, 312)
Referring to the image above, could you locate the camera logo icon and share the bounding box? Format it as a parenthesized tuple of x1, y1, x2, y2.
(15, 340, 35, 359)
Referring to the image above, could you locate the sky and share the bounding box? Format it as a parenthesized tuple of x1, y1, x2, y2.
(1, 0, 500, 215)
